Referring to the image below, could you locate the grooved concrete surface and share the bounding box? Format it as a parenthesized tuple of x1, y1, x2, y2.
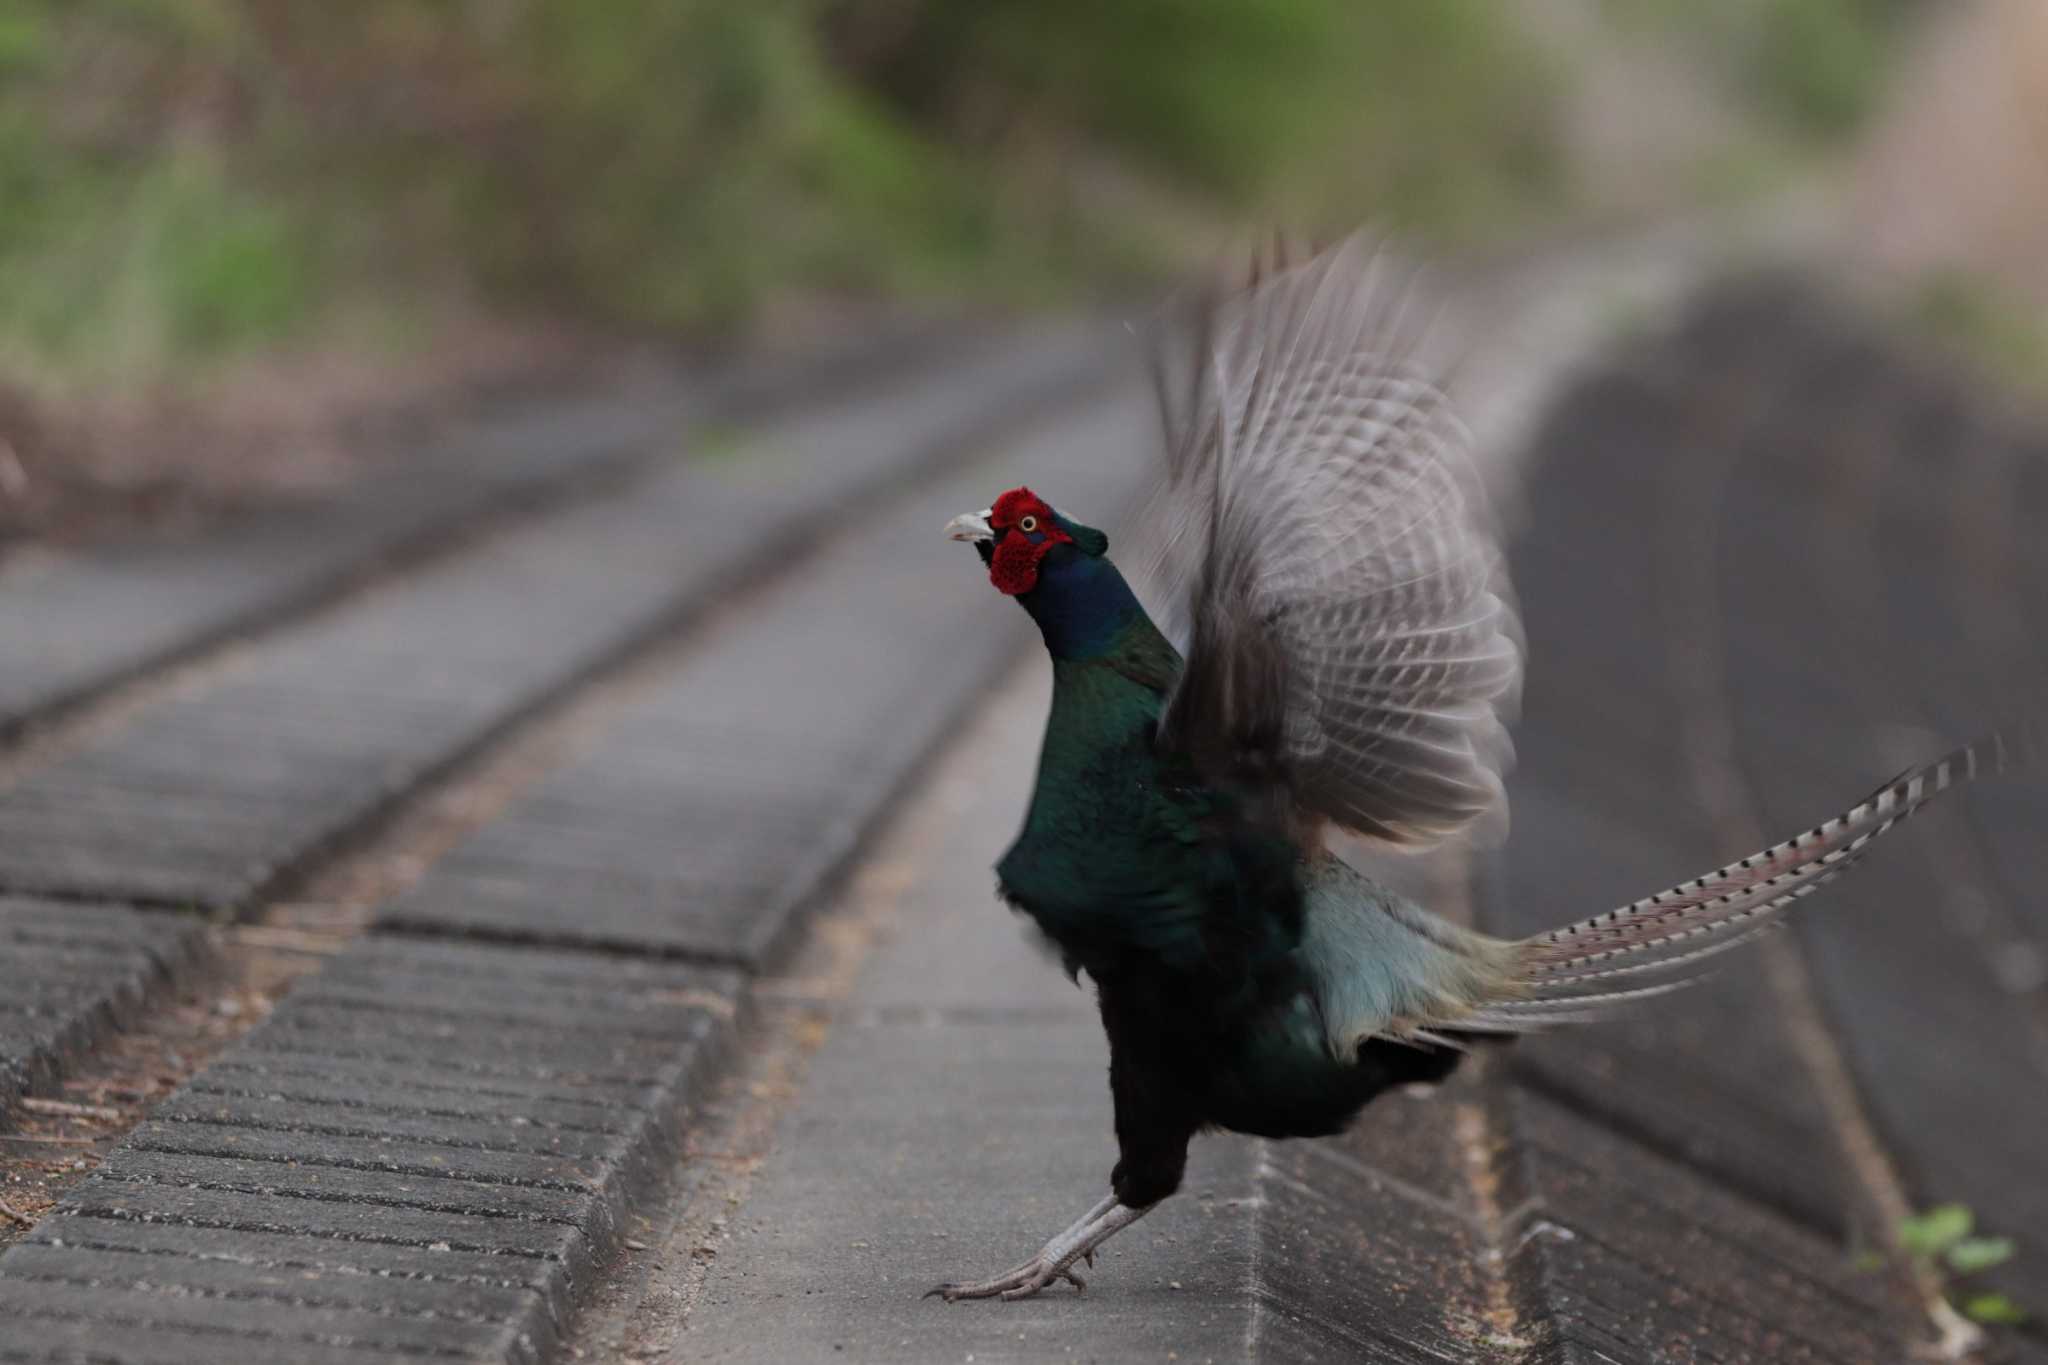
(676, 637, 1905, 1365)
(1491, 283, 2048, 1326)
(0, 899, 210, 1127)
(0, 319, 985, 739)
(0, 326, 1109, 913)
(1489, 357, 1866, 1234)
(381, 388, 1156, 964)
(3, 285, 2045, 1365)
(0, 382, 695, 742)
(0, 349, 1148, 1363)
(683, 687, 1522, 1365)
(684, 284, 2046, 1364)
(2, 937, 739, 1365)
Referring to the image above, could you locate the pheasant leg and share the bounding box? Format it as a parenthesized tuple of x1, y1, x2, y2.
(926, 1195, 1152, 1302)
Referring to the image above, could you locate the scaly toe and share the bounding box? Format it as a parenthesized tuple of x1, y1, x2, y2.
(1000, 1263, 1084, 1301)
(927, 1258, 1084, 1303)
(925, 1266, 1029, 1302)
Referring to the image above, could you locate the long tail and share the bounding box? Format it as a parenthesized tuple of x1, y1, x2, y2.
(1458, 728, 2036, 1032)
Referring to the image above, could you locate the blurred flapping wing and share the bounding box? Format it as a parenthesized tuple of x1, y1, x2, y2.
(1142, 236, 1521, 848)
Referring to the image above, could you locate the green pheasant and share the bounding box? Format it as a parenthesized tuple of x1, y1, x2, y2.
(930, 238, 2029, 1302)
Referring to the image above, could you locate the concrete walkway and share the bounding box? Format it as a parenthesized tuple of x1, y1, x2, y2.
(674, 281, 2048, 1365)
(4, 253, 2045, 1364)
(0, 325, 1132, 1363)
(676, 674, 1516, 1365)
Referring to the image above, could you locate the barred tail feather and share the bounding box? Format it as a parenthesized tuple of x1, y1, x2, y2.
(1459, 728, 2034, 1031)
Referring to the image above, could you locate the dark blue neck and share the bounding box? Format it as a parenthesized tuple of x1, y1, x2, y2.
(1017, 547, 1148, 660)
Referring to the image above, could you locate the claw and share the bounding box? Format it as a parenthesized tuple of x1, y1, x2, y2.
(1003, 1266, 1083, 1301)
(926, 1258, 1085, 1302)
(923, 1195, 1148, 1303)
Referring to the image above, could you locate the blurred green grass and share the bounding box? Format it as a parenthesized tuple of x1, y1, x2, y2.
(1907, 270, 2048, 393)
(1602, 0, 1913, 137)
(0, 0, 1911, 397)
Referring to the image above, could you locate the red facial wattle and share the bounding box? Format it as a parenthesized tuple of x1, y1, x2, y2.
(989, 533, 1053, 596)
(987, 487, 1072, 596)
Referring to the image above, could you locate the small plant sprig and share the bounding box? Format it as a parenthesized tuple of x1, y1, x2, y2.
(1852, 1203, 2026, 1360)
(1896, 1204, 2025, 1329)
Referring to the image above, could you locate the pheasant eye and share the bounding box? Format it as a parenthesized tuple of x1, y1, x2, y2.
(1019, 515, 1039, 533)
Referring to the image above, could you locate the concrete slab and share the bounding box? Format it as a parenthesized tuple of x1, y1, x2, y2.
(679, 280, 2001, 1365)
(0, 369, 1160, 1360)
(0, 381, 688, 743)
(0, 936, 741, 1363)
(10, 272, 2041, 1365)
(0, 327, 1114, 914)
(381, 387, 1159, 968)
(1495, 1086, 1910, 1364)
(1494, 281, 2048, 1335)
(0, 897, 212, 1128)
(0, 1316, 485, 1365)
(678, 676, 1511, 1365)
(1699, 299, 2048, 1316)
(852, 672, 1098, 1021)
(684, 1016, 1275, 1365)
(0, 318, 1004, 740)
(1485, 360, 1871, 1235)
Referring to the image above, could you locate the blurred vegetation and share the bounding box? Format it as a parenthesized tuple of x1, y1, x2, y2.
(1601, 0, 1914, 138)
(1905, 270, 2048, 396)
(0, 0, 1918, 398)
(1892, 1203, 2028, 1329)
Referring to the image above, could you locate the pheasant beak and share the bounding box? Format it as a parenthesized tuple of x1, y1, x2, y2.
(945, 509, 994, 544)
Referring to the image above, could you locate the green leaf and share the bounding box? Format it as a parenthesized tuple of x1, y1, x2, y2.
(1961, 1293, 2027, 1326)
(1945, 1237, 2017, 1276)
(1898, 1204, 1974, 1257)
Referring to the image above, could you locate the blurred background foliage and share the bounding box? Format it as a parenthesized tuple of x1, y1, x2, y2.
(1598, 0, 1913, 137)
(0, 0, 1924, 400)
